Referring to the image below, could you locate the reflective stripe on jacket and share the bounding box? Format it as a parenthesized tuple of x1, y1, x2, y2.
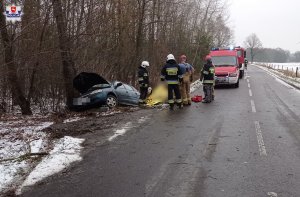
(138, 66, 149, 87)
(201, 63, 215, 83)
(161, 60, 183, 85)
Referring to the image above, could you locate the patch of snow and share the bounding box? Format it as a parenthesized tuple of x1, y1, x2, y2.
(0, 161, 30, 194)
(30, 139, 44, 153)
(108, 122, 133, 141)
(0, 122, 53, 161)
(254, 64, 300, 91)
(16, 136, 85, 195)
(63, 117, 84, 123)
(259, 62, 300, 73)
(267, 192, 278, 197)
(138, 116, 149, 124)
(108, 116, 149, 141)
(0, 119, 53, 195)
(97, 110, 122, 117)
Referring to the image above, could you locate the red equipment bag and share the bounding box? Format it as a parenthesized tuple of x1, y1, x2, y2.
(191, 95, 203, 102)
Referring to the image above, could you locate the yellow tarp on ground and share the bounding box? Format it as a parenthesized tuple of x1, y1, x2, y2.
(146, 83, 168, 106)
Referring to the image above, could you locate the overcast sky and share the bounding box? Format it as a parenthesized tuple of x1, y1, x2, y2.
(229, 0, 300, 53)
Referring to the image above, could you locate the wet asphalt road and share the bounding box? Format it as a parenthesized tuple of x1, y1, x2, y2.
(22, 65, 300, 197)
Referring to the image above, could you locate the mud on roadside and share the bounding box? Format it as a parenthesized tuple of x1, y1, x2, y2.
(43, 107, 155, 146)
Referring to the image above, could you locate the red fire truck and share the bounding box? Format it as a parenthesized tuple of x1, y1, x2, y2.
(209, 47, 241, 88)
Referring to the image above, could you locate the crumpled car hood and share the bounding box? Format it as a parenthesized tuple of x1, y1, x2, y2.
(73, 72, 109, 94)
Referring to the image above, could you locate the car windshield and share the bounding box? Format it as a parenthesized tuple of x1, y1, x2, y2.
(87, 84, 111, 92)
(91, 84, 111, 89)
(212, 56, 237, 67)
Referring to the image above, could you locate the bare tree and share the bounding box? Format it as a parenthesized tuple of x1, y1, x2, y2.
(0, 0, 234, 114)
(0, 1, 32, 115)
(244, 33, 262, 63)
(51, 0, 76, 109)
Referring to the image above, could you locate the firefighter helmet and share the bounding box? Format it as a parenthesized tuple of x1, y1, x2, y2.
(205, 55, 212, 63)
(205, 55, 212, 61)
(141, 61, 150, 68)
(167, 54, 175, 61)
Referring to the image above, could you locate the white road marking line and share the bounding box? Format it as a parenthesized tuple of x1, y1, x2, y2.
(248, 83, 251, 88)
(247, 79, 250, 83)
(250, 100, 256, 113)
(249, 89, 253, 97)
(254, 121, 267, 156)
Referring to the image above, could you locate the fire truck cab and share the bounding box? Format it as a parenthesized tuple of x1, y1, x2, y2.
(209, 47, 240, 88)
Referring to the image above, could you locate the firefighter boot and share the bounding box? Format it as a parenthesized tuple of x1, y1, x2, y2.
(177, 102, 183, 109)
(169, 103, 174, 111)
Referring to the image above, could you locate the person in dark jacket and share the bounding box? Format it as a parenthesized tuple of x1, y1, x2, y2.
(200, 55, 215, 103)
(161, 54, 183, 110)
(138, 61, 150, 105)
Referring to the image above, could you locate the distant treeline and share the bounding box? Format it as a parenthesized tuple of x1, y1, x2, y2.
(247, 48, 300, 63)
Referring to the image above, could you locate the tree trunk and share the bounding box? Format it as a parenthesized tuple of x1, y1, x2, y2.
(251, 48, 254, 63)
(52, 0, 76, 108)
(0, 1, 32, 115)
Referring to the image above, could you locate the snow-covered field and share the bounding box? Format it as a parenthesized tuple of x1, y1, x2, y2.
(254, 64, 300, 89)
(257, 62, 300, 74)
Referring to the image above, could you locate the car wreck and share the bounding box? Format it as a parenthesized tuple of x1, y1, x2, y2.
(72, 72, 140, 110)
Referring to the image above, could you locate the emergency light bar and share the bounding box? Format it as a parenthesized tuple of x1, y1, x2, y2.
(211, 47, 232, 51)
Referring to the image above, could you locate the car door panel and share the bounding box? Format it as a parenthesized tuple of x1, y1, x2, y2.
(115, 84, 130, 104)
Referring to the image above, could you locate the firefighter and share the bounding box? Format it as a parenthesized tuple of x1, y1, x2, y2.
(138, 61, 150, 105)
(179, 55, 194, 105)
(245, 58, 248, 69)
(161, 54, 183, 110)
(200, 55, 215, 103)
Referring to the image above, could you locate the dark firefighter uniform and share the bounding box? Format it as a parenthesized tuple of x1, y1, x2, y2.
(200, 60, 215, 100)
(161, 58, 183, 109)
(138, 66, 149, 104)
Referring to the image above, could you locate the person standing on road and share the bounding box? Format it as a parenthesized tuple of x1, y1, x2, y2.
(200, 55, 215, 102)
(161, 54, 183, 110)
(138, 61, 150, 105)
(179, 55, 194, 105)
(245, 58, 248, 69)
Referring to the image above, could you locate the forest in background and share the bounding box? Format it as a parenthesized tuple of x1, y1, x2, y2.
(0, 0, 233, 114)
(249, 48, 300, 63)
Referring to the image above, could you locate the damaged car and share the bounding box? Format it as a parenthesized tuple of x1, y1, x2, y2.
(72, 72, 140, 110)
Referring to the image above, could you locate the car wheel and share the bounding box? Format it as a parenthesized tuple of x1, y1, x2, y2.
(235, 80, 239, 88)
(106, 95, 118, 108)
(239, 70, 244, 79)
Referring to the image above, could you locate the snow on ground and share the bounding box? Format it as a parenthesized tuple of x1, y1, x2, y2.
(257, 62, 300, 74)
(63, 117, 85, 123)
(108, 122, 133, 141)
(16, 136, 85, 195)
(97, 109, 122, 117)
(108, 116, 150, 141)
(0, 161, 30, 194)
(254, 64, 300, 89)
(0, 113, 90, 195)
(0, 118, 53, 195)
